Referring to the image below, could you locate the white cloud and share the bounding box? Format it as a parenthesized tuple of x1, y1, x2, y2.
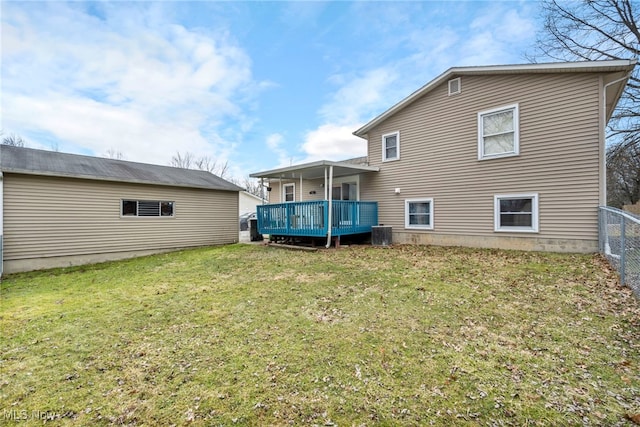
(320, 68, 397, 125)
(1, 2, 258, 165)
(300, 124, 366, 162)
(295, 68, 397, 162)
(265, 132, 295, 168)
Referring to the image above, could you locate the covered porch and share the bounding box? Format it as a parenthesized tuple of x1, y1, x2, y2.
(250, 160, 379, 246)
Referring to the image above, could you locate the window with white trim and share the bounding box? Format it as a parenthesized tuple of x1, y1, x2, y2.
(122, 200, 174, 217)
(494, 194, 538, 232)
(382, 131, 400, 162)
(283, 183, 295, 202)
(405, 198, 434, 229)
(448, 77, 461, 95)
(478, 104, 519, 160)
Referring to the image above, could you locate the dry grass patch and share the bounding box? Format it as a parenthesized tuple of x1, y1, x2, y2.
(1, 244, 639, 426)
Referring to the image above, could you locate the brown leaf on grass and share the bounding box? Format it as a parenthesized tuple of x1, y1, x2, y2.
(626, 413, 640, 425)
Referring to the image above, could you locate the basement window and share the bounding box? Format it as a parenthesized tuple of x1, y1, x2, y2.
(121, 200, 175, 217)
(405, 198, 434, 229)
(494, 194, 538, 232)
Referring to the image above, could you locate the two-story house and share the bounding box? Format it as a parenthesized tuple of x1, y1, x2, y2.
(251, 60, 636, 252)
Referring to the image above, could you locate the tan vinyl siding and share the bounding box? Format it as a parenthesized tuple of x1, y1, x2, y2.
(362, 73, 603, 244)
(3, 174, 239, 261)
(268, 179, 329, 203)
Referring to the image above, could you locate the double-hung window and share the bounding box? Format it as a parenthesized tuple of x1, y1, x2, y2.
(122, 200, 175, 217)
(405, 198, 434, 229)
(382, 131, 400, 162)
(494, 194, 538, 232)
(283, 183, 295, 202)
(478, 104, 519, 160)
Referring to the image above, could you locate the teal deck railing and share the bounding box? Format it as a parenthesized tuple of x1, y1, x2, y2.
(257, 201, 378, 238)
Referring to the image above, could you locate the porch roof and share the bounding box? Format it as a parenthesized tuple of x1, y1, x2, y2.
(250, 160, 379, 180)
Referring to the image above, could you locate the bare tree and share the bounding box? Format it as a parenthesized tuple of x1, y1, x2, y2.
(531, 0, 640, 148)
(224, 175, 266, 198)
(194, 156, 229, 178)
(2, 133, 26, 147)
(170, 151, 230, 179)
(531, 1, 640, 206)
(104, 148, 125, 160)
(170, 151, 195, 169)
(607, 138, 640, 207)
(242, 176, 266, 198)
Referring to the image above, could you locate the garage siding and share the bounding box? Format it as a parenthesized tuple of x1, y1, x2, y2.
(3, 174, 239, 261)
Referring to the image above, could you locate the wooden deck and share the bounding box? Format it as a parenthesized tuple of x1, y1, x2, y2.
(256, 200, 378, 238)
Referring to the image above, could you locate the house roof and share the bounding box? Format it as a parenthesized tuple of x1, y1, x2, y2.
(0, 145, 243, 192)
(250, 159, 379, 180)
(353, 59, 637, 137)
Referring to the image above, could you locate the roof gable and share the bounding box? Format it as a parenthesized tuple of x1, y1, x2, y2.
(0, 145, 242, 192)
(353, 59, 637, 137)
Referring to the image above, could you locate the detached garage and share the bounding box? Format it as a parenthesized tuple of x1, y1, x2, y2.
(0, 145, 242, 275)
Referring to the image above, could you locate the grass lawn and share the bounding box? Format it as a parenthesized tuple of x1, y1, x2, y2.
(1, 244, 639, 426)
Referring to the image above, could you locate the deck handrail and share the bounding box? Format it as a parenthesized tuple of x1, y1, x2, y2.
(257, 200, 378, 238)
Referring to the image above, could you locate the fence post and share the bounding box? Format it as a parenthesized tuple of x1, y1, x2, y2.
(620, 218, 626, 286)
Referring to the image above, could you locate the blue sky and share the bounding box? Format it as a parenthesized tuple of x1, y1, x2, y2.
(1, 1, 541, 180)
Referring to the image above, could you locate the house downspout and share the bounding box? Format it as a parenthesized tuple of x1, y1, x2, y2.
(325, 165, 334, 248)
(602, 71, 633, 205)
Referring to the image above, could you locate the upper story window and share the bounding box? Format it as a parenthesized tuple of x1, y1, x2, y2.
(494, 193, 538, 233)
(448, 77, 461, 95)
(122, 200, 174, 217)
(405, 198, 434, 230)
(478, 104, 519, 160)
(382, 131, 400, 162)
(283, 183, 295, 202)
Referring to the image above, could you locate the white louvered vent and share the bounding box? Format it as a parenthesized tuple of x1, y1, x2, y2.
(448, 77, 461, 96)
(138, 201, 161, 216)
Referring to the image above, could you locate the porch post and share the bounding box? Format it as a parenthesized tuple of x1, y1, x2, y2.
(324, 167, 328, 200)
(326, 165, 334, 248)
(300, 174, 303, 201)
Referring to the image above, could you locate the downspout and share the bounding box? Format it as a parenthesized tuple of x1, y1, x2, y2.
(325, 165, 334, 248)
(602, 71, 633, 205)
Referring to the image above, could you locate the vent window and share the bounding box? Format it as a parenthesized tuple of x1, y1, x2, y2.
(121, 200, 174, 217)
(448, 77, 461, 95)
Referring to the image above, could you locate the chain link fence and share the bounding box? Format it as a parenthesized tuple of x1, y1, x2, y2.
(599, 206, 640, 298)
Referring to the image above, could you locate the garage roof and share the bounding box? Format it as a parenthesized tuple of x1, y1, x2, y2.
(0, 145, 242, 192)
